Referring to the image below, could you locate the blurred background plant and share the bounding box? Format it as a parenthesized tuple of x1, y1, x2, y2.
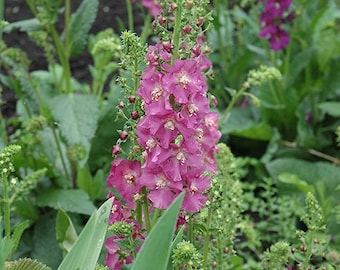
(0, 0, 339, 269)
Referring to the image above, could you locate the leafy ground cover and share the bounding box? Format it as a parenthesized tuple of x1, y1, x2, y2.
(0, 0, 340, 269)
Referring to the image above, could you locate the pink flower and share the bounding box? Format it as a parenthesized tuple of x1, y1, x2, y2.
(182, 169, 211, 212)
(140, 167, 183, 209)
(105, 237, 124, 270)
(106, 192, 135, 225)
(162, 59, 207, 104)
(258, 0, 294, 50)
(142, 0, 161, 17)
(107, 158, 142, 203)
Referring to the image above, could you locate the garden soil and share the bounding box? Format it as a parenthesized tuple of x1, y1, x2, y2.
(1, 0, 144, 120)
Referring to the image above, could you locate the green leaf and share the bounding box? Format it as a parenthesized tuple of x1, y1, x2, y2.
(67, 0, 99, 56)
(57, 198, 113, 270)
(278, 173, 315, 194)
(76, 165, 102, 201)
(323, 57, 340, 99)
(36, 188, 96, 215)
(3, 18, 41, 33)
(266, 158, 340, 199)
(10, 220, 30, 257)
(318, 102, 340, 117)
(88, 85, 124, 170)
(167, 226, 185, 270)
(131, 192, 185, 270)
(5, 258, 52, 270)
(0, 234, 12, 266)
(56, 209, 78, 255)
(32, 214, 63, 269)
(49, 93, 99, 166)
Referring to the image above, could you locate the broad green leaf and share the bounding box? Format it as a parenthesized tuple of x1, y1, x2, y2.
(88, 85, 125, 169)
(132, 192, 185, 270)
(231, 122, 273, 141)
(221, 107, 272, 140)
(315, 28, 338, 70)
(32, 214, 63, 269)
(4, 258, 52, 270)
(67, 0, 99, 56)
(36, 188, 96, 215)
(57, 198, 113, 270)
(56, 209, 78, 255)
(278, 173, 315, 194)
(323, 57, 340, 100)
(318, 102, 340, 117)
(266, 158, 340, 199)
(49, 93, 99, 166)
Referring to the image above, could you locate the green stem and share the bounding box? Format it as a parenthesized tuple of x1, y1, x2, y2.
(151, 208, 161, 227)
(136, 202, 142, 227)
(51, 125, 71, 185)
(142, 187, 152, 233)
(50, 25, 71, 93)
(188, 215, 194, 244)
(2, 174, 11, 237)
(172, 1, 183, 64)
(64, 0, 71, 55)
(140, 13, 151, 44)
(202, 208, 212, 269)
(126, 0, 134, 32)
(220, 86, 247, 123)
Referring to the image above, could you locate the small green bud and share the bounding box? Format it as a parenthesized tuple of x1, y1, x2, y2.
(246, 65, 281, 87)
(172, 241, 202, 269)
(108, 221, 133, 237)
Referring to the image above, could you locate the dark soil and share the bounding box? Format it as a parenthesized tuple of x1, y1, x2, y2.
(1, 0, 145, 119)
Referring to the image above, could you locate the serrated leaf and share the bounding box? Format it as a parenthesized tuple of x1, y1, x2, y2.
(56, 209, 78, 255)
(3, 18, 41, 33)
(49, 93, 99, 166)
(10, 220, 30, 257)
(57, 198, 113, 270)
(67, 0, 99, 56)
(36, 188, 96, 215)
(318, 102, 340, 117)
(5, 258, 52, 270)
(131, 193, 185, 270)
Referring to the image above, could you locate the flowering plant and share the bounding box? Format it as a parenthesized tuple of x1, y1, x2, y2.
(0, 0, 339, 269)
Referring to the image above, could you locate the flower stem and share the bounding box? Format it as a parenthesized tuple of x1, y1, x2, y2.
(2, 174, 11, 237)
(51, 125, 71, 185)
(142, 187, 152, 233)
(140, 13, 151, 44)
(220, 86, 246, 123)
(202, 207, 212, 269)
(172, 1, 183, 64)
(126, 0, 134, 32)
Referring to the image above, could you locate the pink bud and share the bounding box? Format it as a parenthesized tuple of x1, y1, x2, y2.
(119, 130, 128, 140)
(112, 145, 121, 156)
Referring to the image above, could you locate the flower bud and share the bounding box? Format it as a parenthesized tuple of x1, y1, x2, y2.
(118, 101, 124, 109)
(131, 111, 139, 120)
(112, 145, 121, 156)
(183, 25, 192, 34)
(119, 130, 128, 140)
(128, 95, 136, 103)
